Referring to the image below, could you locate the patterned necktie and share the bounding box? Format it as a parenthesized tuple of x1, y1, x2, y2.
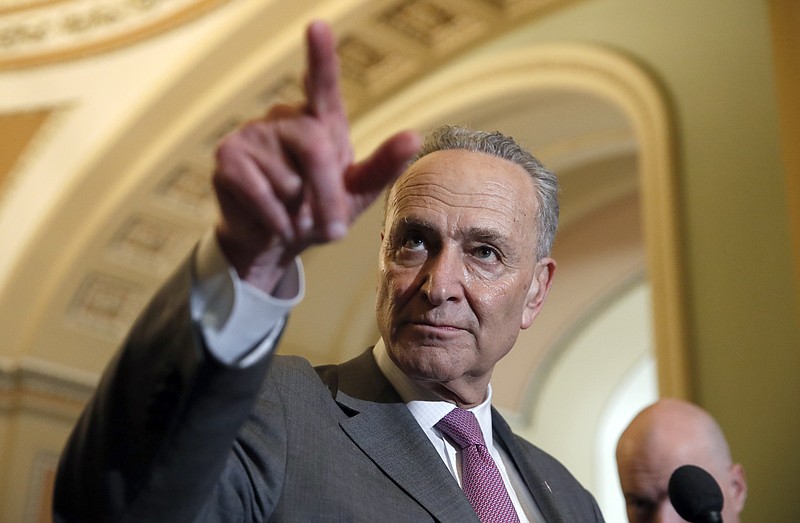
(436, 408, 521, 523)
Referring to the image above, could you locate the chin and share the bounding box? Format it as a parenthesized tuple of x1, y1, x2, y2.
(390, 343, 466, 381)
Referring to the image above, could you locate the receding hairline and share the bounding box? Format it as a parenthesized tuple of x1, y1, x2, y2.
(383, 147, 537, 205)
(616, 398, 734, 468)
(381, 124, 559, 260)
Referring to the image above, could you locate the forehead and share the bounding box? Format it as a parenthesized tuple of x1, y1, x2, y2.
(620, 431, 718, 486)
(387, 149, 536, 222)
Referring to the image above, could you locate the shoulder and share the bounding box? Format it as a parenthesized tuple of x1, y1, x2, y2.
(493, 410, 603, 520)
(258, 354, 321, 396)
(509, 432, 577, 479)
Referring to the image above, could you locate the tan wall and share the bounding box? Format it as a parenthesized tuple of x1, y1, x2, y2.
(1, 1, 798, 521)
(509, 1, 800, 520)
(768, 0, 800, 322)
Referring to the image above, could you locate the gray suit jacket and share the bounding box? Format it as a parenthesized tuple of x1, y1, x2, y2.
(54, 262, 603, 523)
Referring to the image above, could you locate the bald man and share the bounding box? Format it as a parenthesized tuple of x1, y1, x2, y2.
(615, 398, 748, 523)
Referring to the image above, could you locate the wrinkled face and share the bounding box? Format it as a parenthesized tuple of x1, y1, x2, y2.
(617, 438, 744, 523)
(617, 449, 687, 523)
(376, 149, 554, 406)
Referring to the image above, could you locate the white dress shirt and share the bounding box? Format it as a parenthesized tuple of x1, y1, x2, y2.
(373, 340, 544, 522)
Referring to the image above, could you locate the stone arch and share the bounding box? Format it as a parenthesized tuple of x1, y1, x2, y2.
(351, 41, 688, 399)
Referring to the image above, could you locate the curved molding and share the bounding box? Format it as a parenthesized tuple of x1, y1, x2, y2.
(0, 0, 595, 370)
(353, 42, 690, 399)
(0, 0, 230, 70)
(0, 1, 687, 400)
(518, 268, 649, 426)
(0, 356, 93, 420)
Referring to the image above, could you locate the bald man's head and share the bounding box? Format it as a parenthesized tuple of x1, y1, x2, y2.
(615, 399, 747, 523)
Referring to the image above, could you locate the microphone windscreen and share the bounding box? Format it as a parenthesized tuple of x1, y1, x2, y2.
(668, 464, 724, 522)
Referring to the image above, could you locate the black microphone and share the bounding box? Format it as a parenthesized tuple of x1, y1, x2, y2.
(668, 464, 724, 522)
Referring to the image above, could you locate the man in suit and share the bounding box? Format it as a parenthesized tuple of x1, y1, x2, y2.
(616, 398, 747, 523)
(53, 20, 604, 522)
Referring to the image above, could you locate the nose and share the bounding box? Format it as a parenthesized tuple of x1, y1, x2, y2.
(654, 501, 686, 523)
(420, 246, 464, 305)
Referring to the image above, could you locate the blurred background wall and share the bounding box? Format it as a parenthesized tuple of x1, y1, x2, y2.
(1, 1, 797, 521)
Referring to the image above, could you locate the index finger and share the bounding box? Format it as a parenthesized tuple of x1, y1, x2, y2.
(305, 20, 346, 117)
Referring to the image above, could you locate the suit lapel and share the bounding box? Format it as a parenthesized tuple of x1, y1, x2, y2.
(331, 351, 479, 523)
(492, 410, 567, 523)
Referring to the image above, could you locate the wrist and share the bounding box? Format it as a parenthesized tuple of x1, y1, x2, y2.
(215, 226, 297, 295)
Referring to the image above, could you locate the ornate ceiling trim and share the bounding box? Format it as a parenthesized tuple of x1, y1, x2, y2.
(0, 0, 600, 376)
(0, 0, 230, 70)
(0, 1, 74, 16)
(0, 358, 92, 420)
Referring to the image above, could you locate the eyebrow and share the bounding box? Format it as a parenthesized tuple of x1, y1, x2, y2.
(465, 226, 507, 245)
(396, 217, 510, 247)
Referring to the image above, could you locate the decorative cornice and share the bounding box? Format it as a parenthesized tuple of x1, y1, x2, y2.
(2, 0, 588, 347)
(0, 357, 94, 420)
(0, 0, 230, 69)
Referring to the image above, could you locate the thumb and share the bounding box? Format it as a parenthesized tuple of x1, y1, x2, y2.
(345, 130, 422, 215)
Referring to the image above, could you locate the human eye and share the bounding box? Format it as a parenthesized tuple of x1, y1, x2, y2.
(473, 245, 499, 261)
(401, 232, 426, 251)
(627, 496, 655, 522)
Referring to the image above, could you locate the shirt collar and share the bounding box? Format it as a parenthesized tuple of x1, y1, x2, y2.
(373, 339, 495, 447)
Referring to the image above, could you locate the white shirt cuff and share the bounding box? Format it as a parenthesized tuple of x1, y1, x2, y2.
(191, 230, 304, 367)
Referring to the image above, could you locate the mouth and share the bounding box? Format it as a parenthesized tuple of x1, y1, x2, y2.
(411, 320, 461, 329)
(403, 320, 467, 336)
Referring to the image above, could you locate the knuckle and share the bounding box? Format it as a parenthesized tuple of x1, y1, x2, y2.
(215, 131, 245, 167)
(296, 126, 336, 167)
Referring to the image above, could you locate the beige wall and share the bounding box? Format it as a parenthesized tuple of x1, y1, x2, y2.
(768, 0, 800, 322)
(1, 0, 798, 521)
(507, 1, 799, 520)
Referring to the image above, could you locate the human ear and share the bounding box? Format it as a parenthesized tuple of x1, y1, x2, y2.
(521, 257, 556, 329)
(728, 463, 748, 513)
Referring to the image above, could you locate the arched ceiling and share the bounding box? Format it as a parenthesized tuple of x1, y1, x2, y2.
(0, 0, 644, 416)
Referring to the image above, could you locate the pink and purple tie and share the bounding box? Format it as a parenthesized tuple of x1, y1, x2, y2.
(436, 408, 521, 523)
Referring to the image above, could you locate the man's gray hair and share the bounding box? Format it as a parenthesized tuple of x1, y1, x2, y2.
(385, 125, 559, 259)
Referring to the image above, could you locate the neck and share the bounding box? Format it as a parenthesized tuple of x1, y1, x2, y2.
(372, 340, 492, 408)
(419, 378, 490, 409)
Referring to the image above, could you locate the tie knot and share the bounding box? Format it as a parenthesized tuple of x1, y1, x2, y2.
(436, 408, 485, 449)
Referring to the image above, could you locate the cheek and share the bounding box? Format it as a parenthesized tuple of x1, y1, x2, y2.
(474, 279, 525, 317)
(469, 279, 531, 346)
(376, 267, 415, 318)
(375, 269, 394, 312)
(383, 265, 420, 299)
(375, 272, 394, 338)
